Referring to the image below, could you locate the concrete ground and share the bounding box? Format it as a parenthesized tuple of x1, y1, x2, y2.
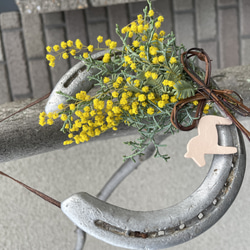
(0, 0, 250, 249)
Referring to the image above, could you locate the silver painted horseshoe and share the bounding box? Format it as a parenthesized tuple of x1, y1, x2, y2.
(45, 49, 122, 114)
(45, 50, 109, 114)
(61, 124, 246, 249)
(45, 50, 246, 249)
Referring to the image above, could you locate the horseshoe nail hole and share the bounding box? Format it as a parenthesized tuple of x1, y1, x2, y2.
(63, 66, 87, 88)
(213, 199, 218, 205)
(224, 181, 229, 187)
(179, 224, 185, 230)
(150, 232, 157, 238)
(198, 213, 204, 220)
(232, 155, 238, 164)
(231, 162, 235, 168)
(158, 230, 165, 236)
(63, 81, 72, 88)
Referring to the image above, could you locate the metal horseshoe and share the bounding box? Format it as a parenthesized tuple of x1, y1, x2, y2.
(61, 124, 245, 249)
(45, 52, 246, 249)
(45, 50, 108, 114)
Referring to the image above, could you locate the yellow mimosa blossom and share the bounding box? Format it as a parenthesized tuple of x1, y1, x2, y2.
(158, 16, 164, 22)
(152, 57, 159, 64)
(62, 53, 69, 59)
(83, 52, 89, 58)
(142, 86, 149, 93)
(162, 80, 175, 87)
(159, 30, 165, 36)
(97, 35, 103, 43)
(67, 40, 73, 47)
(155, 21, 161, 29)
(61, 41, 67, 49)
(158, 100, 165, 108)
(116, 76, 123, 83)
(132, 40, 140, 47)
(47, 119, 54, 125)
(84, 106, 90, 112)
(70, 49, 76, 56)
(169, 57, 177, 64)
(147, 107, 154, 115)
(53, 45, 60, 51)
(138, 24, 144, 33)
(137, 14, 143, 20)
(113, 82, 120, 88)
(87, 45, 94, 52)
(145, 71, 151, 78)
(121, 26, 129, 33)
(170, 96, 178, 103)
(130, 63, 136, 70)
(158, 55, 165, 62)
(139, 51, 146, 59)
(103, 77, 110, 83)
(131, 22, 138, 32)
(61, 114, 68, 121)
(53, 113, 59, 119)
(144, 24, 149, 31)
(109, 41, 117, 49)
(203, 104, 210, 114)
(151, 72, 158, 80)
(69, 104, 75, 110)
(138, 94, 146, 102)
(103, 53, 110, 63)
(149, 46, 158, 55)
(46, 46, 52, 52)
(105, 39, 111, 46)
(148, 10, 154, 17)
(161, 94, 169, 101)
(58, 103, 64, 110)
(148, 92, 155, 100)
(49, 61, 55, 67)
(75, 39, 83, 49)
(112, 91, 119, 98)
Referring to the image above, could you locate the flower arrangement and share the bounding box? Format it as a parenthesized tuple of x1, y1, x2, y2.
(39, 0, 211, 161)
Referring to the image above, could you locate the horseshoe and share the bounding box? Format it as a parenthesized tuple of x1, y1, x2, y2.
(60, 123, 245, 249)
(45, 51, 246, 249)
(45, 50, 107, 114)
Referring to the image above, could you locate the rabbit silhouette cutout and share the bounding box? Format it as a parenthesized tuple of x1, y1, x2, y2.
(185, 115, 237, 167)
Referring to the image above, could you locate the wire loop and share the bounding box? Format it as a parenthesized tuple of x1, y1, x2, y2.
(170, 48, 250, 141)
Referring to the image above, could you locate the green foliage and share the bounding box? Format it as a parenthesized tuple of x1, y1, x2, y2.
(41, 0, 203, 162)
(173, 80, 196, 99)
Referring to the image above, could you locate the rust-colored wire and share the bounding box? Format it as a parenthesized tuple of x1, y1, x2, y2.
(0, 92, 51, 123)
(170, 48, 250, 141)
(0, 171, 61, 208)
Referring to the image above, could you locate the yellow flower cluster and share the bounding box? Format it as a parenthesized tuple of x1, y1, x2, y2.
(39, 91, 123, 145)
(41, 0, 200, 156)
(39, 111, 58, 126)
(121, 12, 164, 41)
(191, 100, 211, 114)
(45, 36, 118, 67)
